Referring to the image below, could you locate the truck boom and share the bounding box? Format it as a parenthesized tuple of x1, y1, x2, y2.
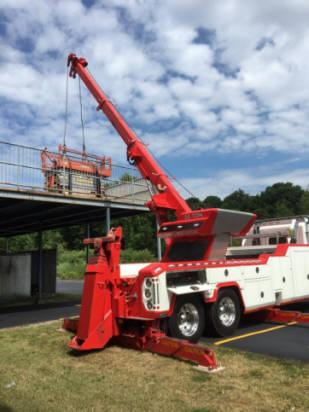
(67, 54, 256, 262)
(67, 53, 191, 223)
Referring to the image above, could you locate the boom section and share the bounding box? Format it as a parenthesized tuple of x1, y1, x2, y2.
(67, 53, 191, 222)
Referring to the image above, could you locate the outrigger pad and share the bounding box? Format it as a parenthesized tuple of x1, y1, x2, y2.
(193, 364, 225, 374)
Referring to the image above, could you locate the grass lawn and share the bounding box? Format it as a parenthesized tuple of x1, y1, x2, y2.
(0, 321, 308, 412)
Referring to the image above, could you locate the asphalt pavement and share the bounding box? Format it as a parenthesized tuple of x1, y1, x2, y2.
(0, 280, 82, 330)
(0, 301, 80, 329)
(56, 279, 84, 295)
(201, 301, 309, 363)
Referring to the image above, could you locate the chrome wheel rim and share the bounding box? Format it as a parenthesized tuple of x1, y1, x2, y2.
(177, 303, 199, 337)
(218, 297, 236, 327)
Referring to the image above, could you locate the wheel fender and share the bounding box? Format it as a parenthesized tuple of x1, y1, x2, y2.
(205, 282, 245, 311)
(166, 291, 205, 317)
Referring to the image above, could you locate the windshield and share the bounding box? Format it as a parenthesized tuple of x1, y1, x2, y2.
(166, 239, 209, 262)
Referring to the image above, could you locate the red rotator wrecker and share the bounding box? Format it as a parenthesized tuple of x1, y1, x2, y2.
(63, 54, 309, 372)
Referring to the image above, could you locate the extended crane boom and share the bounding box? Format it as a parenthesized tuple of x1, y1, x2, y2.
(67, 53, 191, 223)
(67, 53, 256, 263)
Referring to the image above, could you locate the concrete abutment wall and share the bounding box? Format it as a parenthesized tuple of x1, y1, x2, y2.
(0, 249, 56, 298)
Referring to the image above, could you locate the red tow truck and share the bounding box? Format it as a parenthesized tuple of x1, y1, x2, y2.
(63, 54, 309, 371)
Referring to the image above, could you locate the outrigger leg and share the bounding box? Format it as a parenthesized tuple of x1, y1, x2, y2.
(63, 318, 223, 373)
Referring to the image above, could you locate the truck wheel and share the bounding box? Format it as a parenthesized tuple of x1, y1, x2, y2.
(168, 295, 205, 343)
(206, 289, 241, 337)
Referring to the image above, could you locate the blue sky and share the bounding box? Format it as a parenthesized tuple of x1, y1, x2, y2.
(1, 0, 309, 200)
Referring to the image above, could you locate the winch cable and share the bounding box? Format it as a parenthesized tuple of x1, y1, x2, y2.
(63, 66, 69, 149)
(121, 110, 197, 199)
(146, 146, 196, 199)
(82, 66, 198, 199)
(78, 76, 86, 154)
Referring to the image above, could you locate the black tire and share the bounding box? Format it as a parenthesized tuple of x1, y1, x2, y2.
(167, 294, 205, 343)
(206, 288, 241, 337)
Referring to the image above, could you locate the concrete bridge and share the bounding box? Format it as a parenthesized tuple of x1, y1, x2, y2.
(0, 140, 155, 299)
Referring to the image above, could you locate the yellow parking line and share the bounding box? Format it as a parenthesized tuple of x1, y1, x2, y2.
(214, 321, 298, 346)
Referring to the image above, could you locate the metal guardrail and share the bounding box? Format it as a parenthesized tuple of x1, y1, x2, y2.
(0, 141, 151, 205)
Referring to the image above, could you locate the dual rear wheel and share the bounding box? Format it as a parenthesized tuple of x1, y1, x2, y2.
(167, 289, 241, 342)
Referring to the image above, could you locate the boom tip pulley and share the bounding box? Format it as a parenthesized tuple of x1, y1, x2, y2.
(67, 53, 88, 78)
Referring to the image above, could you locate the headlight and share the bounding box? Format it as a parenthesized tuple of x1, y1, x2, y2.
(144, 288, 151, 298)
(143, 277, 155, 311)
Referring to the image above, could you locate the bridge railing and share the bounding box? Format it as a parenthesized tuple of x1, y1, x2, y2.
(0, 141, 152, 205)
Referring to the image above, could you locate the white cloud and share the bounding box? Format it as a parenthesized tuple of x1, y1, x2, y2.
(1, 0, 309, 199)
(181, 167, 309, 200)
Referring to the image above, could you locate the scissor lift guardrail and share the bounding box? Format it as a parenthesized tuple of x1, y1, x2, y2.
(0, 140, 151, 205)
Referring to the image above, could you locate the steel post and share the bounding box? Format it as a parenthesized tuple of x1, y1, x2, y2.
(106, 206, 111, 233)
(5, 238, 9, 254)
(38, 229, 43, 300)
(86, 223, 90, 262)
(156, 216, 162, 261)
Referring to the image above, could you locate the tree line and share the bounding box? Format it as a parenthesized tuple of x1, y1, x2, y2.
(1, 182, 309, 258)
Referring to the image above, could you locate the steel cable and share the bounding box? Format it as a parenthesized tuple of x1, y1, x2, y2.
(63, 66, 69, 147)
(83, 67, 197, 198)
(79, 77, 86, 152)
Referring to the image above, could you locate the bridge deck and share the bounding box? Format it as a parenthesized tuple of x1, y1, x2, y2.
(0, 141, 150, 237)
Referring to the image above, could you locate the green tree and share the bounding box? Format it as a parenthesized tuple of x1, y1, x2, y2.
(111, 213, 157, 255)
(222, 189, 252, 212)
(299, 190, 309, 214)
(203, 195, 222, 208)
(43, 230, 63, 249)
(259, 182, 303, 217)
(8, 233, 37, 253)
(274, 203, 294, 217)
(120, 173, 136, 182)
(186, 197, 203, 210)
(60, 225, 87, 250)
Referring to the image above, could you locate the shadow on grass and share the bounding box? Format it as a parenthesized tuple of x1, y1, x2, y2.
(0, 299, 81, 314)
(0, 403, 14, 412)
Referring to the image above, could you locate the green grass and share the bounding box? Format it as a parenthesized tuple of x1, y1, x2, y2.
(57, 247, 155, 280)
(120, 247, 155, 263)
(0, 322, 309, 411)
(57, 249, 87, 280)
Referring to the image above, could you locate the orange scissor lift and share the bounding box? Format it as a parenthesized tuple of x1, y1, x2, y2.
(41, 144, 111, 197)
